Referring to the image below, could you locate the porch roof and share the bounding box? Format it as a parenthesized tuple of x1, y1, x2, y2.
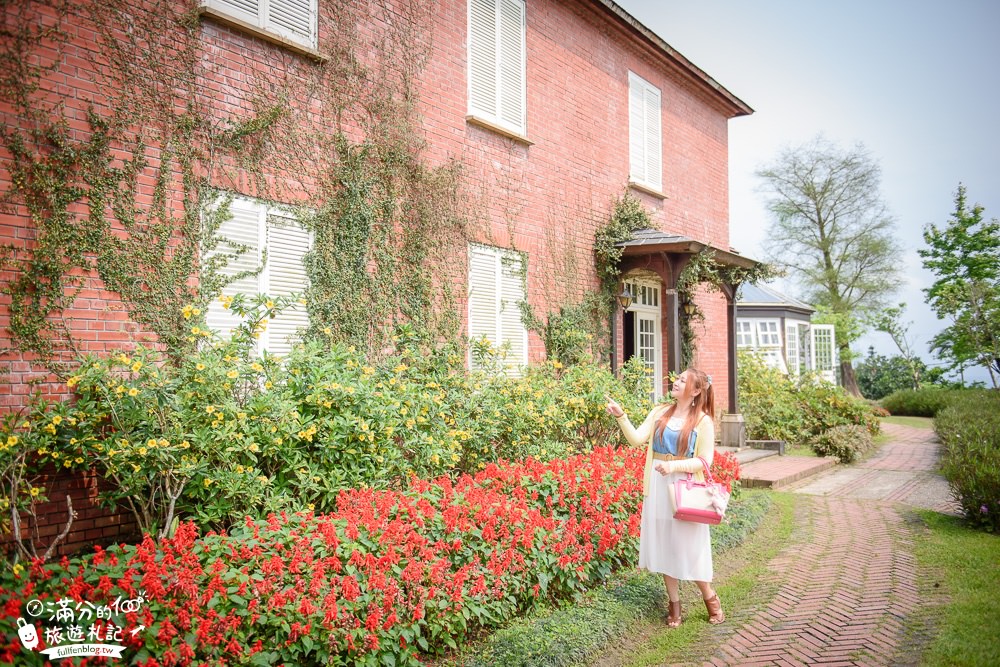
(616, 228, 760, 271)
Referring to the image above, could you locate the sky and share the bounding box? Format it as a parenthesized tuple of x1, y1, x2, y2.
(618, 0, 1000, 384)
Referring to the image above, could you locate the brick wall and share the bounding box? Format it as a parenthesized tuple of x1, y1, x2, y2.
(1, 465, 138, 560)
(2, 0, 744, 550)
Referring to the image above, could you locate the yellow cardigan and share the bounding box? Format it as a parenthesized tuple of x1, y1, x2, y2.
(615, 406, 716, 497)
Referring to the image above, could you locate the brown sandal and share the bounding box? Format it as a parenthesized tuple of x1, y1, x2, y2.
(666, 600, 682, 628)
(704, 594, 725, 624)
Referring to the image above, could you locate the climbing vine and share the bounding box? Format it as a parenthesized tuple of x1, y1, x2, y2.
(0, 0, 470, 374)
(676, 250, 778, 366)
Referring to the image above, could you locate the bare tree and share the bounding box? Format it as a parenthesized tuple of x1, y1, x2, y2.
(756, 136, 902, 395)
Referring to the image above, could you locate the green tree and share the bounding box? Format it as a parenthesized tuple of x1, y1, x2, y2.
(756, 136, 902, 396)
(919, 185, 1000, 388)
(855, 347, 928, 400)
(870, 303, 922, 390)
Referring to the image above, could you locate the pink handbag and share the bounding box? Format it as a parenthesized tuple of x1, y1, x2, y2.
(669, 456, 731, 525)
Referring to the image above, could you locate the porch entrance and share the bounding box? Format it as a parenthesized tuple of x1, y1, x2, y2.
(622, 278, 662, 401)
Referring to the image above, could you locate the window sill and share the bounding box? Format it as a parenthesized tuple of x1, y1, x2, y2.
(199, 7, 328, 62)
(466, 115, 533, 146)
(628, 181, 667, 199)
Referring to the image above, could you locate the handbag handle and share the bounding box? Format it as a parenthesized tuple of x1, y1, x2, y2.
(690, 456, 716, 484)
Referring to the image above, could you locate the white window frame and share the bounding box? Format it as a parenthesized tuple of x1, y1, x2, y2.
(467, 244, 528, 375)
(201, 0, 318, 51)
(468, 0, 527, 136)
(810, 323, 837, 384)
(736, 317, 786, 373)
(628, 71, 663, 192)
(204, 195, 312, 357)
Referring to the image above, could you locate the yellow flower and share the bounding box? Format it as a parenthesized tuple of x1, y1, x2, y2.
(12, 563, 24, 577)
(118, 354, 131, 364)
(75, 457, 83, 464)
(29, 487, 40, 497)
(6, 436, 19, 447)
(67, 376, 80, 388)
(138, 447, 147, 456)
(191, 326, 201, 335)
(249, 443, 259, 452)
(128, 388, 139, 397)
(265, 300, 275, 309)
(196, 363, 206, 371)
(205, 405, 216, 414)
(131, 361, 143, 373)
(226, 370, 239, 379)
(158, 438, 168, 447)
(203, 478, 213, 487)
(182, 304, 194, 319)
(115, 385, 126, 395)
(251, 363, 263, 372)
(43, 423, 56, 435)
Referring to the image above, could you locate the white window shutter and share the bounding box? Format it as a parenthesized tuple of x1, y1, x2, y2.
(628, 72, 662, 190)
(265, 0, 315, 47)
(262, 213, 311, 357)
(469, 0, 498, 120)
(468, 246, 499, 353)
(205, 197, 263, 339)
(644, 85, 662, 189)
(628, 73, 645, 183)
(204, 0, 261, 26)
(499, 254, 527, 373)
(497, 0, 525, 131)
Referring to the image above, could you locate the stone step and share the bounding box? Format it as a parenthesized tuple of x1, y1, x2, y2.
(738, 454, 840, 489)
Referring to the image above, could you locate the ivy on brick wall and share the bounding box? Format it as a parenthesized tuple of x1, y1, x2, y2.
(0, 0, 472, 374)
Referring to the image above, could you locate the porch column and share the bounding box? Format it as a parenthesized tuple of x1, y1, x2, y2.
(721, 282, 741, 412)
(660, 253, 690, 376)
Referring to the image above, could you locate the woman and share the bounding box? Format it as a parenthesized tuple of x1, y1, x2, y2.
(605, 368, 724, 627)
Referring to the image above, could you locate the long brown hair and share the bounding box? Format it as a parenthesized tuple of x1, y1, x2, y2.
(653, 368, 715, 457)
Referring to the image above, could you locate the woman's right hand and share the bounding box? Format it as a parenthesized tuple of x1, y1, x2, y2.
(605, 395, 624, 418)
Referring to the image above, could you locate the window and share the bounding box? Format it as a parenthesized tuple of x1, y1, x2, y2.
(628, 72, 662, 191)
(785, 322, 800, 378)
(201, 0, 318, 50)
(468, 0, 526, 135)
(736, 320, 755, 348)
(622, 278, 662, 400)
(468, 244, 528, 374)
(736, 318, 786, 373)
(204, 195, 312, 357)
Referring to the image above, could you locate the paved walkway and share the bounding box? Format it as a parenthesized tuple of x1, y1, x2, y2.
(669, 423, 959, 667)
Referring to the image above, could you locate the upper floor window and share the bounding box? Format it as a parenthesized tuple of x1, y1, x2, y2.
(204, 195, 312, 357)
(201, 0, 318, 51)
(468, 244, 528, 374)
(628, 71, 662, 192)
(468, 0, 526, 136)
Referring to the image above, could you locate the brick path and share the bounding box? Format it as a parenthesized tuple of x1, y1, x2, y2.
(665, 423, 954, 666)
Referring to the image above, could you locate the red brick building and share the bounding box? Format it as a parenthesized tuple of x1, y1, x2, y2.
(1, 0, 755, 410)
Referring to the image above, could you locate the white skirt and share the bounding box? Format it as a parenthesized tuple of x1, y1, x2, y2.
(638, 468, 714, 581)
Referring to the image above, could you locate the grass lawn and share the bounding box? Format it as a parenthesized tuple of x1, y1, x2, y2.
(882, 415, 935, 429)
(911, 511, 1000, 666)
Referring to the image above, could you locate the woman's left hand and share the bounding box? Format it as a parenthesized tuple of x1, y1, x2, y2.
(654, 463, 670, 476)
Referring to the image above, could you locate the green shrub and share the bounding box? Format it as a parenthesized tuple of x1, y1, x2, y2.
(808, 424, 875, 463)
(934, 393, 1000, 532)
(880, 387, 958, 417)
(737, 351, 880, 446)
(1, 296, 653, 541)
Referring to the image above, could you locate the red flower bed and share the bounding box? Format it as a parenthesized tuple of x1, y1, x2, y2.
(1, 446, 644, 665)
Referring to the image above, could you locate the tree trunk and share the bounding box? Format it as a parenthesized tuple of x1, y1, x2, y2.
(840, 360, 861, 396)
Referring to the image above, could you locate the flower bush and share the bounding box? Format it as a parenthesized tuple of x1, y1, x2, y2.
(737, 351, 881, 445)
(1, 298, 651, 541)
(808, 424, 876, 463)
(709, 450, 741, 497)
(0, 446, 644, 665)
